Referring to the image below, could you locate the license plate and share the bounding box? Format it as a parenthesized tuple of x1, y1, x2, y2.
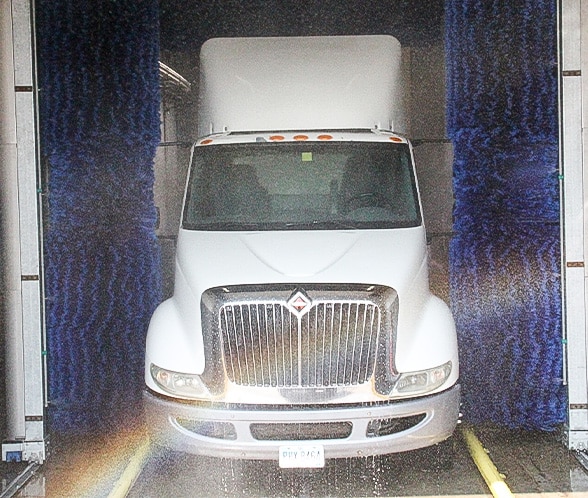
(279, 444, 325, 468)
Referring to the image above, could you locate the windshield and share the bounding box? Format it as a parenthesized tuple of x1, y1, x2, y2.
(183, 142, 422, 231)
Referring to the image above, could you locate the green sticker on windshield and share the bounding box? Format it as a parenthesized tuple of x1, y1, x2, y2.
(301, 152, 313, 162)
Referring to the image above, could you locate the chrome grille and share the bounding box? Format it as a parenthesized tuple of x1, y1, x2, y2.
(219, 299, 380, 388)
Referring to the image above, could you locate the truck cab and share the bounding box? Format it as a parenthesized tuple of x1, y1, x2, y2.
(144, 35, 459, 469)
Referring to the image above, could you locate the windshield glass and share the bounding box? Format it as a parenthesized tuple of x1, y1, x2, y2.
(183, 142, 421, 231)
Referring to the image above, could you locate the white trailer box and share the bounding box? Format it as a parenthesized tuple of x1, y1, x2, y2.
(198, 36, 407, 135)
(144, 35, 459, 468)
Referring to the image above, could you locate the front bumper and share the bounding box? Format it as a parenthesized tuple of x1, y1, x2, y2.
(143, 384, 460, 461)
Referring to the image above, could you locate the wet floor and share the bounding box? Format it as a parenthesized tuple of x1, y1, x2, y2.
(6, 421, 588, 497)
(474, 427, 588, 495)
(126, 438, 487, 498)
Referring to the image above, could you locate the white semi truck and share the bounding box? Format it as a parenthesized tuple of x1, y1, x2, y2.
(144, 35, 460, 469)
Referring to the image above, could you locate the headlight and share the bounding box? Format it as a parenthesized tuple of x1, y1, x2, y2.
(150, 364, 211, 399)
(391, 361, 452, 396)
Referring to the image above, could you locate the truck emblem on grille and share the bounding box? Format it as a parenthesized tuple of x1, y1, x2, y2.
(287, 289, 312, 317)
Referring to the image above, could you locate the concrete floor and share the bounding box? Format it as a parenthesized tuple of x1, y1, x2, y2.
(4, 419, 588, 497)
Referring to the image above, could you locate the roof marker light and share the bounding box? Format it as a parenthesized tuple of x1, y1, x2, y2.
(293, 135, 309, 141)
(389, 137, 403, 143)
(269, 135, 285, 141)
(200, 139, 213, 145)
(317, 134, 333, 140)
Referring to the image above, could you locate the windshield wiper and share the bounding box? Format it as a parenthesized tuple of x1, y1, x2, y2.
(189, 221, 264, 231)
(282, 220, 358, 230)
(186, 220, 360, 231)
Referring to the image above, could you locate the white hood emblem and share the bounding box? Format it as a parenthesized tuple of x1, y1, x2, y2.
(287, 289, 312, 317)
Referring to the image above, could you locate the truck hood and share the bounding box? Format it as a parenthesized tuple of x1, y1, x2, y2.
(240, 230, 359, 276)
(155, 226, 457, 380)
(175, 227, 428, 293)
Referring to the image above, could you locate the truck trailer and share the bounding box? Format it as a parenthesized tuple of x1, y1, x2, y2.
(144, 35, 460, 469)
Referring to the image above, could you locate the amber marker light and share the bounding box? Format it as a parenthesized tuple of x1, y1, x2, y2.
(293, 134, 309, 141)
(200, 139, 213, 145)
(389, 136, 403, 142)
(269, 135, 285, 141)
(317, 134, 333, 140)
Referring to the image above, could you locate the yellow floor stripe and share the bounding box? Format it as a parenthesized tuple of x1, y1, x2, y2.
(461, 426, 515, 498)
(107, 438, 151, 498)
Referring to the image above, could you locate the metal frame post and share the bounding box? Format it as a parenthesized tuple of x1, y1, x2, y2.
(1, 0, 46, 463)
(561, 0, 588, 450)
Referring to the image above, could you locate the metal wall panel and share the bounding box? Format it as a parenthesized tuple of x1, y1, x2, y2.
(21, 280, 43, 441)
(562, 78, 584, 261)
(16, 92, 40, 275)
